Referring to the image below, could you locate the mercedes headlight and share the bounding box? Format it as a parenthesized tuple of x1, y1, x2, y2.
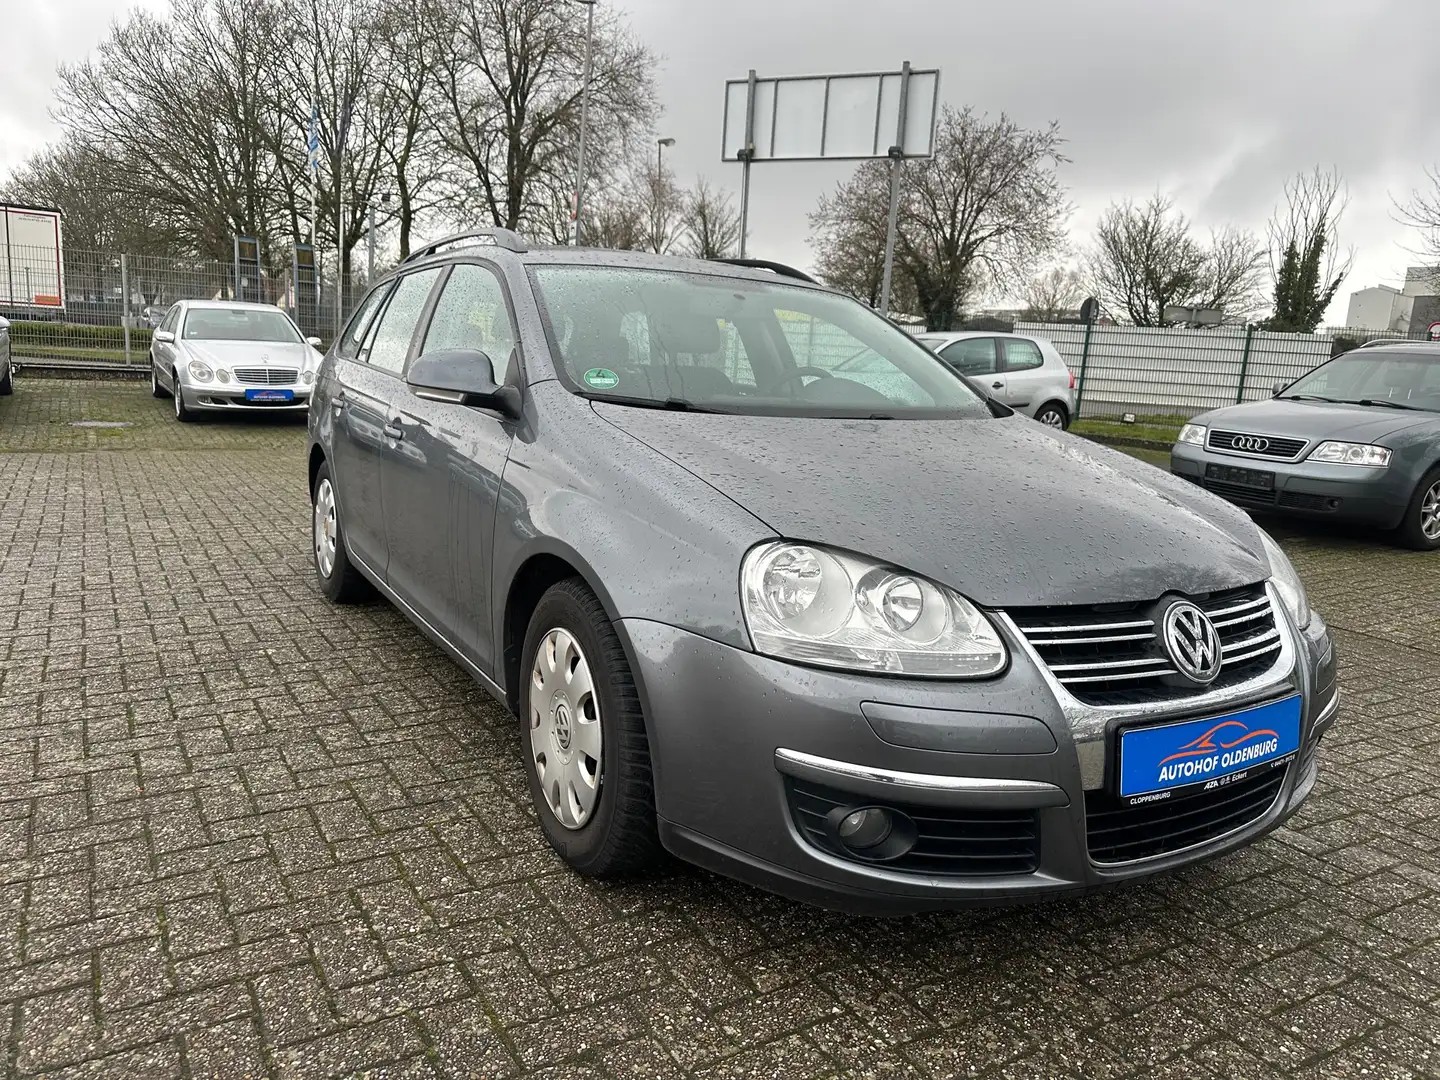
(301, 369, 316, 385)
(741, 542, 1006, 677)
(1176, 423, 1207, 447)
(1257, 529, 1311, 630)
(1310, 441, 1391, 467)
(187, 360, 214, 382)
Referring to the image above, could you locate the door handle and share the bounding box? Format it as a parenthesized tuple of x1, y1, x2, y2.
(992, 381, 1004, 389)
(382, 421, 404, 441)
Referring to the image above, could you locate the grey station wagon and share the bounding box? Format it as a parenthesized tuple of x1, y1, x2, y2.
(306, 229, 1338, 913)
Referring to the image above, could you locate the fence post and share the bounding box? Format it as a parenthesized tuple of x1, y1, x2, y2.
(1074, 321, 1093, 416)
(120, 254, 132, 366)
(1235, 324, 1256, 404)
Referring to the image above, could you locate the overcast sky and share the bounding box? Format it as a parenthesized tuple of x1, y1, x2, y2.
(4, 0, 1438, 322)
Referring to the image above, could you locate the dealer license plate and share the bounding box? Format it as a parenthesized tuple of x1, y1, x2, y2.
(1118, 696, 1302, 804)
(245, 388, 294, 402)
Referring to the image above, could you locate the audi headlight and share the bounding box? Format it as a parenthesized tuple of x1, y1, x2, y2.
(1176, 423, 1207, 447)
(740, 542, 1006, 677)
(188, 360, 213, 383)
(1257, 529, 1311, 630)
(1310, 441, 1391, 467)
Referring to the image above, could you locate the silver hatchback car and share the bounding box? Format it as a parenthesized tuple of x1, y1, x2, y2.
(917, 331, 1076, 428)
(150, 300, 324, 421)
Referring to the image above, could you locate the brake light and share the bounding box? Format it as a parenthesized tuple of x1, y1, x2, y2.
(1068, 369, 1076, 390)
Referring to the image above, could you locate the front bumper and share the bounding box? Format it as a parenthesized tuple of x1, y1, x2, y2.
(1171, 442, 1410, 529)
(622, 606, 1336, 914)
(180, 383, 312, 412)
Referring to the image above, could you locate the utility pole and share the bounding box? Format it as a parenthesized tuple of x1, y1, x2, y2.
(571, 0, 597, 245)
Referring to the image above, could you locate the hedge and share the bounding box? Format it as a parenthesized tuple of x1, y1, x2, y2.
(6, 320, 153, 350)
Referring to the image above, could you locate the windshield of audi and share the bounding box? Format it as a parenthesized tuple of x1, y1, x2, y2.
(530, 266, 991, 419)
(1280, 349, 1440, 411)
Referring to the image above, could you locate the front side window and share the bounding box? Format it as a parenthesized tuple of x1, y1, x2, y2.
(940, 338, 998, 377)
(182, 308, 303, 343)
(160, 307, 180, 334)
(337, 283, 394, 361)
(1285, 351, 1440, 410)
(530, 265, 989, 418)
(421, 264, 518, 377)
(364, 269, 441, 375)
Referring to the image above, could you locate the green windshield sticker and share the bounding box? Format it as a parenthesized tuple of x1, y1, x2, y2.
(583, 367, 619, 390)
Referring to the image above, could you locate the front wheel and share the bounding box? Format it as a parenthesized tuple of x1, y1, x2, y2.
(1396, 467, 1440, 551)
(1034, 402, 1069, 429)
(173, 373, 194, 422)
(521, 579, 663, 878)
(0, 359, 12, 397)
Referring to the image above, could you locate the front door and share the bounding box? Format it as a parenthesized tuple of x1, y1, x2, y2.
(381, 262, 519, 676)
(999, 336, 1047, 413)
(940, 337, 1006, 401)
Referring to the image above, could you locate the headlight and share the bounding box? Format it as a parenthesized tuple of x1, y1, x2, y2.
(1309, 441, 1391, 467)
(1257, 529, 1311, 630)
(216, 368, 231, 384)
(1176, 423, 1207, 446)
(740, 542, 1007, 677)
(301, 369, 316, 385)
(187, 360, 214, 382)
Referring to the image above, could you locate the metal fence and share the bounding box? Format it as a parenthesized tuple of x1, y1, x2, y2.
(1014, 321, 1418, 421)
(1, 242, 362, 366)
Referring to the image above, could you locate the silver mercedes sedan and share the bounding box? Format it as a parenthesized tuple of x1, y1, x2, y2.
(149, 300, 324, 421)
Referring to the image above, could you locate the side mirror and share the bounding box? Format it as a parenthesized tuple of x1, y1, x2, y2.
(306, 336, 323, 348)
(154, 329, 175, 343)
(0, 316, 10, 331)
(407, 349, 520, 416)
(1271, 380, 1287, 397)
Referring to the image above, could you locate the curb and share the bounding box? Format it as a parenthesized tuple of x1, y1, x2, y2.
(13, 360, 147, 381)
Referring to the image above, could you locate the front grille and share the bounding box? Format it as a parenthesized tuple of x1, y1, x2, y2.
(1278, 491, 1338, 512)
(1207, 429, 1308, 460)
(787, 779, 1040, 877)
(1085, 765, 1287, 863)
(1010, 583, 1282, 707)
(1202, 479, 1278, 505)
(233, 367, 299, 385)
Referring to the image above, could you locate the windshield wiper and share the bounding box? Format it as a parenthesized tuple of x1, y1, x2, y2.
(1279, 394, 1341, 403)
(1348, 398, 1422, 410)
(591, 394, 726, 413)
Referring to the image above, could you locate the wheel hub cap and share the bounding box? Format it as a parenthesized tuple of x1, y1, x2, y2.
(313, 479, 337, 578)
(529, 628, 602, 830)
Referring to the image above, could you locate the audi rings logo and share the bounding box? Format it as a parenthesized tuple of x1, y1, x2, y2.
(1162, 602, 1223, 684)
(1230, 434, 1271, 453)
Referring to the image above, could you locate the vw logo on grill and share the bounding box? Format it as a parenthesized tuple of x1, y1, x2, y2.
(1230, 434, 1271, 453)
(1161, 602, 1222, 684)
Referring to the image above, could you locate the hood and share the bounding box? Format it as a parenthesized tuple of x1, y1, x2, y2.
(1198, 398, 1438, 443)
(180, 340, 317, 369)
(594, 406, 1269, 608)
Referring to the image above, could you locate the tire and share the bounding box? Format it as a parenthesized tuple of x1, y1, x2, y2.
(1034, 401, 1069, 429)
(0, 359, 12, 397)
(312, 460, 371, 602)
(173, 371, 194, 422)
(151, 357, 167, 398)
(1396, 466, 1440, 551)
(520, 578, 663, 878)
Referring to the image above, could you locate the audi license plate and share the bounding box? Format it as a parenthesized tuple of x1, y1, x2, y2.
(245, 388, 294, 402)
(1118, 696, 1302, 805)
(1205, 462, 1274, 490)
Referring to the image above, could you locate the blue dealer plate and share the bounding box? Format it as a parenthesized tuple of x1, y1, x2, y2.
(1118, 696, 1302, 801)
(245, 388, 294, 402)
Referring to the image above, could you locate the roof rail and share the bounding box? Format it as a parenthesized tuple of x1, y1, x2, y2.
(709, 257, 818, 284)
(1355, 337, 1438, 348)
(402, 227, 529, 265)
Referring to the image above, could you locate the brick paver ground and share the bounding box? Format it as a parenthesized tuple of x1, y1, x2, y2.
(1, 378, 1438, 1079)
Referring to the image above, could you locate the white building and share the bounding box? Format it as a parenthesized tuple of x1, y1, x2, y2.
(1346, 285, 1412, 332)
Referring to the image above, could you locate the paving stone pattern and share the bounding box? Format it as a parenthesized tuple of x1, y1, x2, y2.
(1, 378, 1438, 1079)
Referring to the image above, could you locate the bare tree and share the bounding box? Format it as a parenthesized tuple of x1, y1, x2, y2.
(633, 163, 686, 254)
(1195, 224, 1267, 321)
(2, 139, 170, 252)
(1395, 165, 1440, 289)
(682, 178, 740, 260)
(1020, 265, 1085, 321)
(809, 107, 1070, 329)
(1265, 167, 1352, 331)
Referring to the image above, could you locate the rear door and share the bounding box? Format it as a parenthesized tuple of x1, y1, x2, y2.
(939, 337, 1006, 399)
(382, 262, 520, 671)
(329, 269, 441, 577)
(998, 336, 1049, 414)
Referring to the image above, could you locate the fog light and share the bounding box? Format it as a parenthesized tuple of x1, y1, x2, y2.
(837, 807, 892, 851)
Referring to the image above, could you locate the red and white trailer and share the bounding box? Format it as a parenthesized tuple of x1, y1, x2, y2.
(0, 204, 65, 312)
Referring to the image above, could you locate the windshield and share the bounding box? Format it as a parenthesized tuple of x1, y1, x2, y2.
(530, 266, 990, 418)
(1284, 350, 1440, 411)
(182, 308, 303, 343)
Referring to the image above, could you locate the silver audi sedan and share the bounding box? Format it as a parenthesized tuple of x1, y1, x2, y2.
(150, 300, 324, 421)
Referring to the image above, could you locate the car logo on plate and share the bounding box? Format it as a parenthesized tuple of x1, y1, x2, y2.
(1230, 434, 1270, 453)
(1162, 602, 1222, 684)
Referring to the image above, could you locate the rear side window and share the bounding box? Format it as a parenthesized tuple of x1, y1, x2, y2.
(363, 270, 441, 374)
(336, 283, 394, 361)
(1003, 338, 1045, 371)
(940, 338, 998, 376)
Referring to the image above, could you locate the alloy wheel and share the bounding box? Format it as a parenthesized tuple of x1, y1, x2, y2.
(314, 478, 337, 579)
(529, 627, 603, 829)
(1422, 480, 1440, 542)
(173, 378, 182, 419)
(1039, 408, 1065, 428)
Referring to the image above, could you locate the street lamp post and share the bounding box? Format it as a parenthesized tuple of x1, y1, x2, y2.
(657, 136, 675, 175)
(571, 0, 597, 245)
